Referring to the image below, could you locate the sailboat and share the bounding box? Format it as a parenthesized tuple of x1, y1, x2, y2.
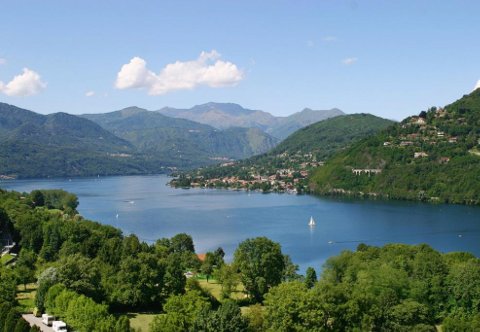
(308, 216, 316, 227)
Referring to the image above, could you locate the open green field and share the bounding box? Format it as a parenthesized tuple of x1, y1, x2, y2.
(197, 278, 246, 302)
(16, 283, 37, 313)
(128, 312, 159, 332)
(1, 253, 15, 265)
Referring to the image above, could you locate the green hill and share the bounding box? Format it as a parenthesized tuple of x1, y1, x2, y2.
(83, 107, 279, 168)
(310, 90, 480, 204)
(174, 114, 394, 190)
(0, 103, 154, 178)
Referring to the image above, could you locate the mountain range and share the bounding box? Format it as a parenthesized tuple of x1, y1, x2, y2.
(0, 101, 345, 178)
(157, 102, 344, 139)
(82, 107, 278, 168)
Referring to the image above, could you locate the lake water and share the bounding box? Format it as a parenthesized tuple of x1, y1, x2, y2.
(1, 175, 480, 273)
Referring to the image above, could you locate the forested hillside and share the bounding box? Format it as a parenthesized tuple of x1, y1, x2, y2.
(172, 114, 394, 192)
(310, 89, 480, 204)
(84, 107, 279, 167)
(0, 103, 155, 178)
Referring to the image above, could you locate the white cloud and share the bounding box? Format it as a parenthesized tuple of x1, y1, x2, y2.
(342, 57, 358, 65)
(0, 68, 46, 96)
(474, 80, 480, 91)
(322, 36, 337, 42)
(0, 58, 6, 65)
(85, 90, 95, 97)
(115, 50, 244, 95)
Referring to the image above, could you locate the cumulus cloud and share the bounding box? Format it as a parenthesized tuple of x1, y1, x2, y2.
(0, 68, 46, 96)
(474, 80, 480, 91)
(115, 50, 244, 95)
(85, 90, 95, 97)
(342, 57, 358, 65)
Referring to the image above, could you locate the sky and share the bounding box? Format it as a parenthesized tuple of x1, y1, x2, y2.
(0, 0, 479, 120)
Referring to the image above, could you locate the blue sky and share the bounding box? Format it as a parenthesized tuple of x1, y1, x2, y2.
(0, 1, 479, 120)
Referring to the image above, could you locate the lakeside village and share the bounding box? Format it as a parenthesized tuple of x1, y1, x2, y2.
(172, 107, 477, 193)
(171, 152, 324, 194)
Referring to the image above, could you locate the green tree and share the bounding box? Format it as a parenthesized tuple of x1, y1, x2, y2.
(150, 290, 211, 332)
(201, 252, 216, 282)
(0, 267, 17, 303)
(30, 190, 45, 207)
(14, 318, 31, 332)
(194, 300, 248, 332)
(245, 304, 265, 332)
(0, 302, 14, 332)
(163, 255, 186, 297)
(29, 326, 42, 332)
(35, 267, 59, 313)
(170, 233, 195, 254)
(15, 249, 37, 290)
(264, 281, 311, 331)
(4, 308, 20, 332)
(215, 264, 239, 298)
(304, 267, 317, 289)
(233, 237, 285, 302)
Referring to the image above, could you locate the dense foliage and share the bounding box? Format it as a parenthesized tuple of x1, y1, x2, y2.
(311, 90, 480, 204)
(1, 187, 479, 331)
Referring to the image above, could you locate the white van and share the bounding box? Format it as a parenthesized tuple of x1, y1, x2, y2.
(41, 314, 54, 326)
(52, 320, 67, 332)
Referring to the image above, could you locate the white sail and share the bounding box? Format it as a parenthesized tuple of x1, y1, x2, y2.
(308, 216, 316, 227)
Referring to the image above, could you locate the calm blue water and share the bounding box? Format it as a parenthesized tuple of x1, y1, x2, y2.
(2, 175, 480, 273)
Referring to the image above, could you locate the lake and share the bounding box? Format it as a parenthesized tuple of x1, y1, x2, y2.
(1, 175, 479, 273)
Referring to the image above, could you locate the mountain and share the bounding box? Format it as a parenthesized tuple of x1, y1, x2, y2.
(157, 102, 344, 139)
(83, 107, 279, 168)
(158, 102, 277, 131)
(0, 103, 152, 178)
(173, 113, 394, 190)
(310, 90, 480, 204)
(267, 108, 345, 139)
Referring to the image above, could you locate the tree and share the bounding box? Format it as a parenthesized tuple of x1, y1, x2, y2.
(215, 264, 239, 298)
(163, 255, 186, 297)
(15, 249, 37, 290)
(170, 233, 195, 254)
(264, 281, 315, 331)
(233, 237, 285, 302)
(150, 290, 211, 332)
(201, 252, 216, 282)
(30, 190, 45, 207)
(194, 300, 248, 332)
(0, 302, 14, 332)
(4, 308, 20, 332)
(245, 304, 265, 332)
(14, 318, 31, 332)
(29, 326, 42, 332)
(35, 267, 59, 313)
(57, 254, 103, 301)
(0, 267, 17, 303)
(304, 267, 317, 289)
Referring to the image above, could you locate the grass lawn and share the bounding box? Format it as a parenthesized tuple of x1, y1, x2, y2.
(1, 253, 15, 265)
(197, 278, 246, 302)
(16, 283, 37, 313)
(127, 312, 159, 332)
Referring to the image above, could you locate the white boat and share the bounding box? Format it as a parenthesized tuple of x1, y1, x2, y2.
(308, 216, 316, 227)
